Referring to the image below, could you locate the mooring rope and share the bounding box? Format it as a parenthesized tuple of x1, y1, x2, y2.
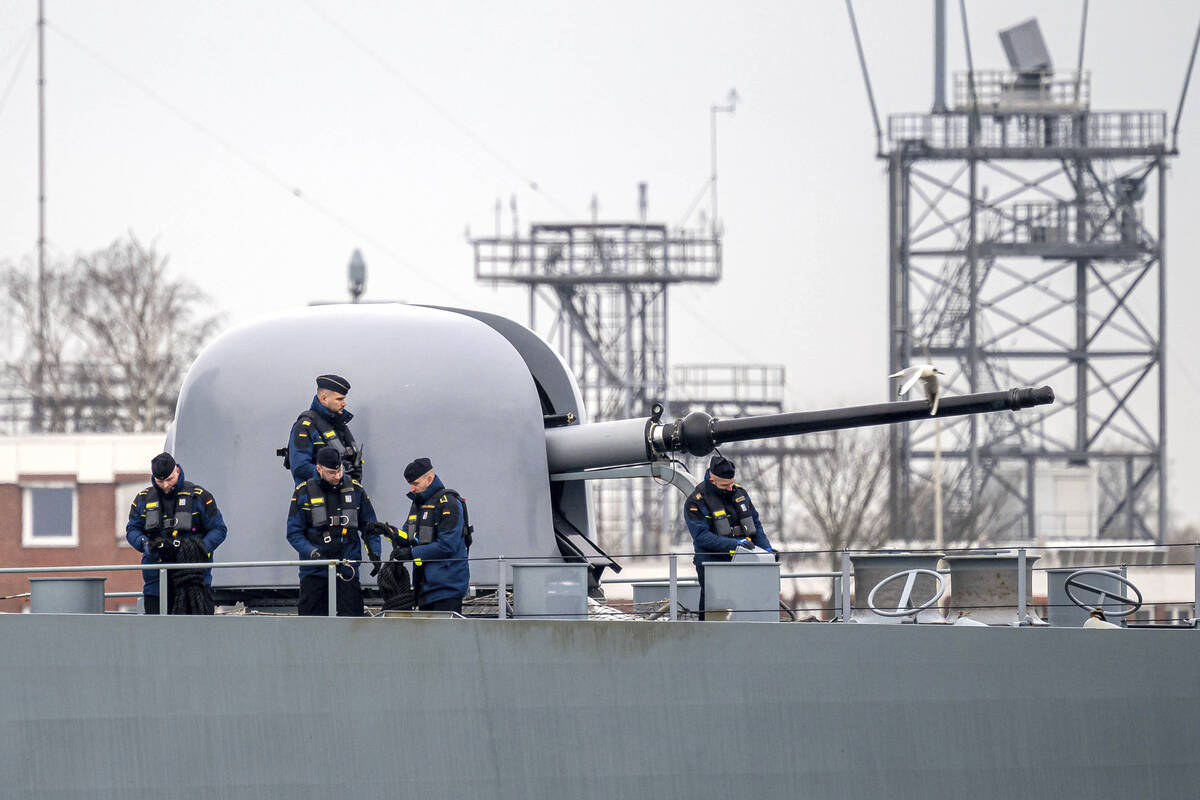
(377, 559, 414, 611)
(167, 538, 214, 615)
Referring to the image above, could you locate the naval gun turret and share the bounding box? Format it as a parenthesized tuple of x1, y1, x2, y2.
(167, 303, 1051, 602)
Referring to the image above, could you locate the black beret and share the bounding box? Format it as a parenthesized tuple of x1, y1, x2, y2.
(404, 457, 433, 483)
(151, 452, 177, 480)
(315, 374, 351, 394)
(315, 447, 343, 469)
(709, 455, 735, 479)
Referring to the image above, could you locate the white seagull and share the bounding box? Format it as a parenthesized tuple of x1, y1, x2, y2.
(889, 364, 945, 415)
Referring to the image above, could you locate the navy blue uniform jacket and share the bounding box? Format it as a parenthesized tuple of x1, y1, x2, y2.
(405, 477, 470, 606)
(124, 467, 228, 595)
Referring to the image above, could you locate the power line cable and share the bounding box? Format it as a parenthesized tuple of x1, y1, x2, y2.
(46, 21, 470, 304)
(844, 0, 883, 154)
(1172, 11, 1200, 151)
(0, 26, 34, 121)
(300, 0, 579, 220)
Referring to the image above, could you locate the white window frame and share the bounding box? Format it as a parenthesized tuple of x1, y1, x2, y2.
(115, 482, 146, 545)
(21, 482, 79, 547)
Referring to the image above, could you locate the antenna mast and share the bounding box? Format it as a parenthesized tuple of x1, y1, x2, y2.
(34, 0, 46, 431)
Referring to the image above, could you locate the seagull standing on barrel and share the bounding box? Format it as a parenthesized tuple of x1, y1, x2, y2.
(889, 364, 945, 415)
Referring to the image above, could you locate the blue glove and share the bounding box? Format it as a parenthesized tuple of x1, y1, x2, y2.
(735, 538, 753, 549)
(764, 546, 775, 553)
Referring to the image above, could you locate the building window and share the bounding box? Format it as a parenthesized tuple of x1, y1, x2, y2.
(115, 482, 146, 544)
(22, 483, 78, 547)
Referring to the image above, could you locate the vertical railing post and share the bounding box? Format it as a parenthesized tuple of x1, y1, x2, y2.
(840, 551, 851, 623)
(668, 554, 678, 622)
(1194, 545, 1199, 628)
(497, 556, 506, 620)
(327, 561, 337, 617)
(158, 567, 168, 616)
(1017, 547, 1028, 626)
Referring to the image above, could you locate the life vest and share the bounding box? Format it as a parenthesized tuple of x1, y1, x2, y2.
(144, 483, 202, 542)
(296, 409, 356, 463)
(404, 489, 469, 547)
(696, 483, 757, 539)
(406, 498, 439, 546)
(304, 476, 359, 547)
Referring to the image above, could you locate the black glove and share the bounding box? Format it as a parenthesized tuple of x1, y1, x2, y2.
(367, 520, 407, 548)
(364, 521, 390, 538)
(308, 549, 323, 560)
(368, 557, 383, 578)
(390, 545, 413, 562)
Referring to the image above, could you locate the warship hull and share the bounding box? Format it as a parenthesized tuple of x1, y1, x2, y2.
(2, 614, 1197, 799)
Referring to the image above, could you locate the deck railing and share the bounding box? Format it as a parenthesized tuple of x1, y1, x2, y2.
(2, 542, 1197, 625)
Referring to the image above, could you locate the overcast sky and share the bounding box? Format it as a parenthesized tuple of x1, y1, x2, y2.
(1, 1, 1198, 530)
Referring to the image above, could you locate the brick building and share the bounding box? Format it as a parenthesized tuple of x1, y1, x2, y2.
(0, 434, 164, 612)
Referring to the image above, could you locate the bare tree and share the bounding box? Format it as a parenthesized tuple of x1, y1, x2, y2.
(2, 234, 223, 433)
(787, 428, 891, 570)
(2, 256, 89, 431)
(73, 236, 223, 431)
(785, 428, 1018, 614)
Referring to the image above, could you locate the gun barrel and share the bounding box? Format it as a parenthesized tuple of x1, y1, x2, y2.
(706, 386, 1054, 450)
(544, 386, 1054, 472)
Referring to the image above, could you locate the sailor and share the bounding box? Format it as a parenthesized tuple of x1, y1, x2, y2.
(286, 446, 382, 616)
(285, 373, 362, 484)
(372, 457, 470, 614)
(684, 454, 775, 620)
(125, 452, 228, 615)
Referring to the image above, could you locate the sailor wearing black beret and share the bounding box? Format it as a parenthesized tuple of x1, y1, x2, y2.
(282, 373, 363, 485)
(125, 451, 228, 615)
(682, 453, 776, 619)
(365, 457, 472, 614)
(285, 433, 380, 617)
